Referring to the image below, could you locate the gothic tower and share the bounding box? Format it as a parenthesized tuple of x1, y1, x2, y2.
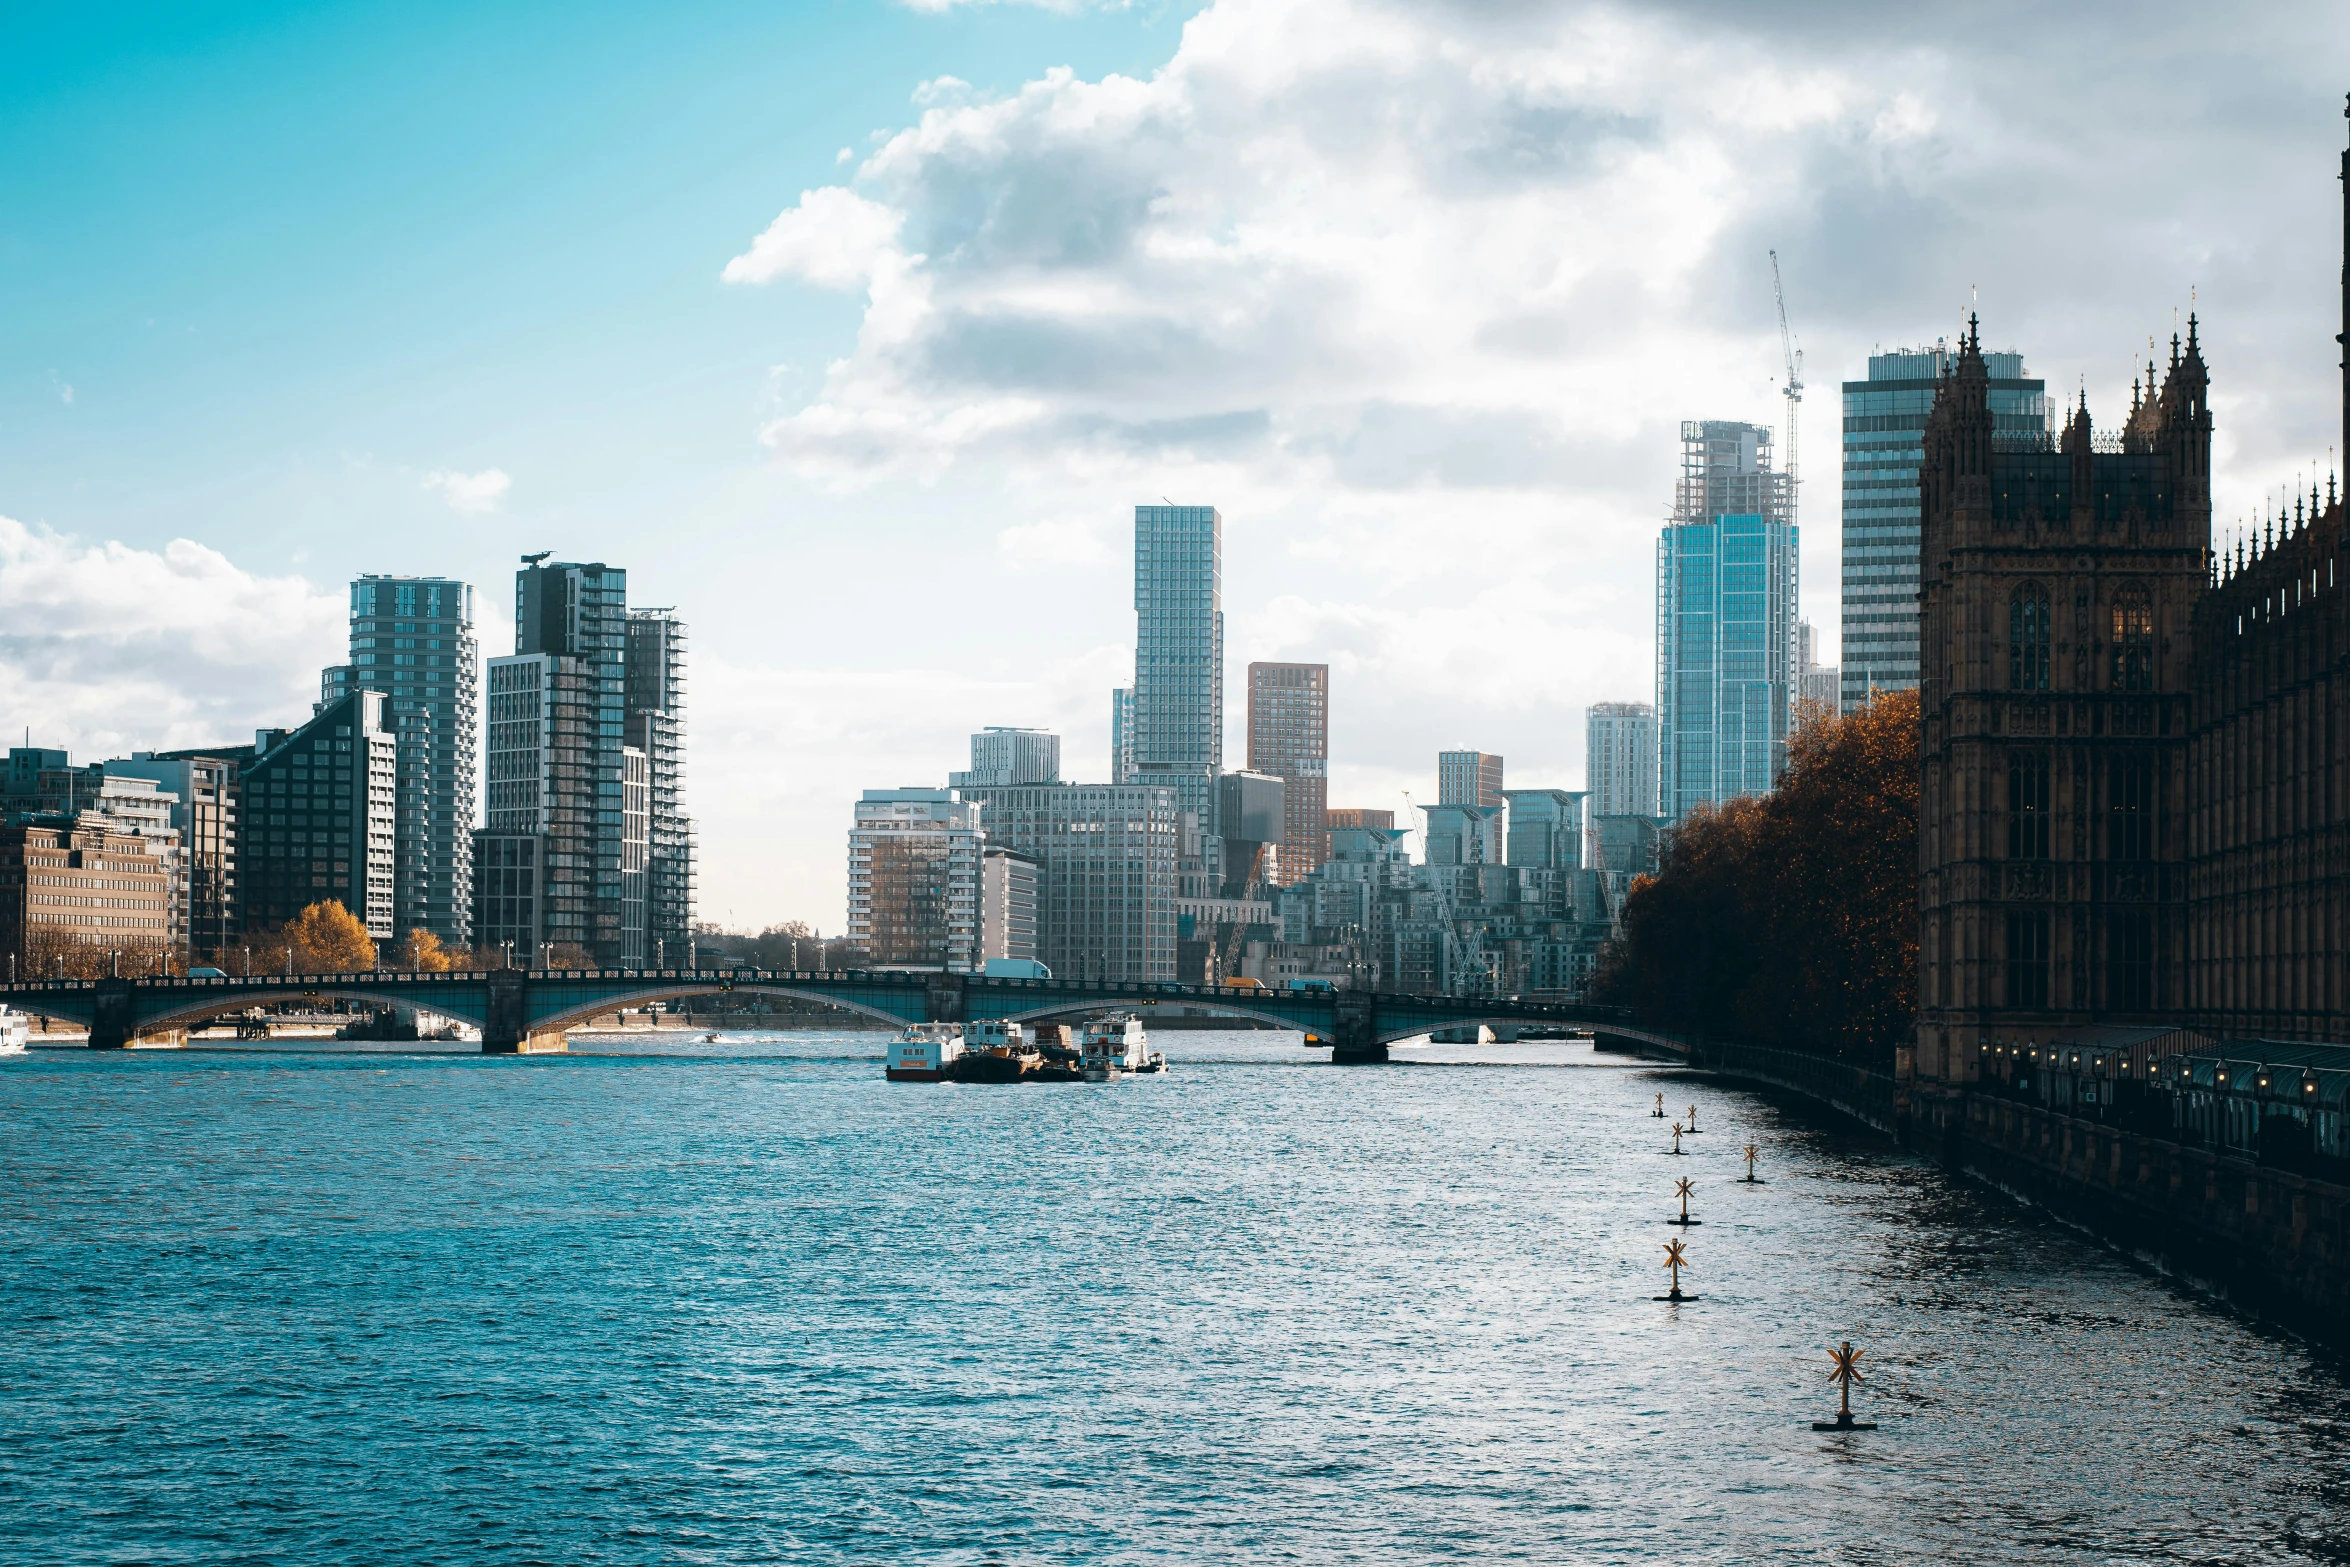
(1914, 316, 2210, 1124)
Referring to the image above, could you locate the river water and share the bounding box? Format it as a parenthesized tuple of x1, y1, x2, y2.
(2, 1031, 2346, 1564)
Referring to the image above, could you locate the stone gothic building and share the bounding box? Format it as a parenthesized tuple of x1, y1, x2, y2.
(1915, 131, 2350, 1131)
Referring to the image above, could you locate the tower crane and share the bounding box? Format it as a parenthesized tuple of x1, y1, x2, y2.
(1770, 250, 1803, 514)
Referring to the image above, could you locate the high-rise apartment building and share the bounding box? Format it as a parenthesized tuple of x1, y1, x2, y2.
(954, 782, 1180, 983)
(1584, 703, 1658, 820)
(1657, 419, 1799, 820)
(1130, 506, 1223, 831)
(625, 609, 694, 963)
(846, 788, 983, 971)
(1437, 751, 1505, 809)
(236, 691, 397, 935)
(1501, 788, 1585, 870)
(981, 845, 1040, 965)
(1245, 662, 1328, 884)
(950, 728, 1061, 789)
(1109, 689, 1134, 784)
(1421, 802, 1504, 867)
(479, 559, 643, 965)
(1325, 808, 1395, 832)
(103, 754, 238, 962)
(322, 576, 481, 945)
(1841, 344, 2045, 711)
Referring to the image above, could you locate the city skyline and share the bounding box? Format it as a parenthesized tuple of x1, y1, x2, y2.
(6, 1, 2348, 930)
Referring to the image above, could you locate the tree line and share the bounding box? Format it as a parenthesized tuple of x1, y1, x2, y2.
(1591, 689, 1919, 1065)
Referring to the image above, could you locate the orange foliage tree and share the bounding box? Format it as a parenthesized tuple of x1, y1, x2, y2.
(1592, 688, 1919, 1064)
(244, 900, 378, 974)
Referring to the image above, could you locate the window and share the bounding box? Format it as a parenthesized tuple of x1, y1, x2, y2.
(2112, 589, 2153, 691)
(2008, 752, 2049, 859)
(2109, 910, 2154, 1012)
(2005, 910, 2050, 1009)
(2109, 756, 2153, 861)
(2009, 586, 2050, 691)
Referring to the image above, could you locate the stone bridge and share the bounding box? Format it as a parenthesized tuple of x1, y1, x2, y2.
(0, 968, 1633, 1063)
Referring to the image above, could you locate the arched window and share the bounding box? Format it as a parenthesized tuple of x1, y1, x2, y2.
(2111, 589, 2154, 692)
(2009, 586, 2050, 691)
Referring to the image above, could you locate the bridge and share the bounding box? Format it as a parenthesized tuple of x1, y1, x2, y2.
(0, 967, 1631, 1063)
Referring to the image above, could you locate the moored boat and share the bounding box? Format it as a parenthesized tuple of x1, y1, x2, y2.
(945, 1020, 1041, 1083)
(1078, 1011, 1158, 1081)
(885, 1023, 965, 1082)
(0, 1005, 27, 1056)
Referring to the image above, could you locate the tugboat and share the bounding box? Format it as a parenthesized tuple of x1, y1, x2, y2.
(1027, 1023, 1084, 1082)
(1078, 1011, 1164, 1081)
(0, 1005, 27, 1056)
(946, 1020, 1041, 1084)
(885, 1023, 965, 1082)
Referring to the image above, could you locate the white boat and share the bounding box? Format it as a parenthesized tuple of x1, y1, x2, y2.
(1078, 1011, 1163, 1080)
(0, 1005, 28, 1055)
(885, 1023, 965, 1082)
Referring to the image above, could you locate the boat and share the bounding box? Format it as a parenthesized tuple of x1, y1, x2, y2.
(0, 1005, 27, 1055)
(1078, 1011, 1163, 1080)
(945, 1020, 1041, 1084)
(885, 1023, 965, 1082)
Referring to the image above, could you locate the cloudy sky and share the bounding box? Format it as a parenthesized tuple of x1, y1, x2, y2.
(5, 0, 2348, 930)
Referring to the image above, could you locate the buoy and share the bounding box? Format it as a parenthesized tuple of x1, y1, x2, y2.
(1811, 1341, 1877, 1430)
(1668, 1120, 1686, 1155)
(1669, 1175, 1700, 1226)
(1654, 1237, 1697, 1302)
(1653, 1092, 1666, 1118)
(1741, 1141, 1764, 1183)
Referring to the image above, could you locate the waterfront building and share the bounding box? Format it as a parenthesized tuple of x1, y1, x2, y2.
(1584, 702, 1658, 835)
(1246, 662, 1329, 884)
(1109, 689, 1134, 784)
(326, 576, 481, 945)
(626, 609, 695, 964)
(1656, 419, 1799, 820)
(479, 559, 641, 965)
(236, 691, 398, 937)
(1501, 788, 1585, 870)
(846, 788, 983, 971)
(1841, 344, 2046, 712)
(1325, 808, 1394, 832)
(981, 845, 1041, 965)
(1437, 750, 1504, 809)
(951, 728, 1061, 789)
(5, 750, 190, 961)
(0, 816, 174, 978)
(102, 754, 238, 963)
(954, 782, 1180, 983)
(1130, 506, 1223, 834)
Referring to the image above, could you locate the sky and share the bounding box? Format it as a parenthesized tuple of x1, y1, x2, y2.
(4, 0, 2349, 933)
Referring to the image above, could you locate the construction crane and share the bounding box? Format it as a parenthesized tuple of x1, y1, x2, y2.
(1770, 249, 1803, 513)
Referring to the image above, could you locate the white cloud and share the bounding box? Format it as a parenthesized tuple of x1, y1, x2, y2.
(49, 371, 73, 405)
(0, 515, 343, 757)
(422, 467, 511, 513)
(996, 514, 1107, 564)
(721, 186, 910, 290)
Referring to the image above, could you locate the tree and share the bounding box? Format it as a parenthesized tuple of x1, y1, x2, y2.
(394, 930, 453, 972)
(1592, 688, 1919, 1064)
(271, 901, 377, 974)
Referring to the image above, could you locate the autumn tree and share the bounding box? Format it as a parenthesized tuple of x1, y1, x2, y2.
(1591, 689, 1919, 1064)
(250, 900, 378, 974)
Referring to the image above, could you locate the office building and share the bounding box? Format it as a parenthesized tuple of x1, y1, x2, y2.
(1130, 505, 1223, 832)
(981, 845, 1040, 965)
(1109, 689, 1134, 784)
(1657, 419, 1799, 820)
(1502, 788, 1585, 870)
(1325, 808, 1395, 832)
(1246, 662, 1329, 884)
(846, 788, 983, 971)
(626, 609, 695, 963)
(237, 690, 397, 935)
(481, 558, 641, 964)
(955, 782, 1180, 983)
(103, 753, 238, 963)
(1584, 703, 1658, 820)
(951, 728, 1061, 789)
(326, 576, 481, 945)
(1422, 802, 1504, 867)
(1215, 770, 1286, 893)
(1841, 344, 2046, 711)
(0, 816, 174, 979)
(5, 749, 190, 961)
(1437, 751, 1504, 809)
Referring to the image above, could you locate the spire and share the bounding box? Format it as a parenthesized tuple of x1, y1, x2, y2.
(2187, 311, 2201, 360)
(2171, 331, 2181, 370)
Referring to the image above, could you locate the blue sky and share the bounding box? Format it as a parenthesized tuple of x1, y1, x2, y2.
(6, 0, 2349, 929)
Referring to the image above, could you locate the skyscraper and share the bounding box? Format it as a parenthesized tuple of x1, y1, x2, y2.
(1584, 702, 1658, 819)
(953, 781, 1180, 982)
(1130, 506, 1223, 831)
(1437, 751, 1505, 808)
(950, 728, 1060, 789)
(1500, 788, 1585, 870)
(1109, 689, 1134, 784)
(1657, 419, 1798, 820)
(1245, 662, 1328, 884)
(236, 691, 397, 936)
(331, 576, 480, 945)
(625, 609, 694, 964)
(1840, 345, 2046, 710)
(480, 559, 643, 965)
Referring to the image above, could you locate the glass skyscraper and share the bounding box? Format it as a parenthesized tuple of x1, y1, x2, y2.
(1130, 505, 1223, 829)
(1656, 420, 1798, 821)
(1840, 345, 2045, 710)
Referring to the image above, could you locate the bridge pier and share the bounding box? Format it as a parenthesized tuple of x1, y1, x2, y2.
(480, 971, 567, 1054)
(1331, 993, 1387, 1065)
(924, 972, 967, 1025)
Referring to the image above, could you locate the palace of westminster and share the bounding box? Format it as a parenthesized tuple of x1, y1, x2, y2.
(1914, 118, 2350, 1109)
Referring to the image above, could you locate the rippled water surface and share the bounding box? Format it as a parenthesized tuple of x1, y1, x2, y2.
(3, 1030, 2348, 1564)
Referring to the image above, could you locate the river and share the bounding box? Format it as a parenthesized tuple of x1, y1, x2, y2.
(1, 1031, 2345, 1564)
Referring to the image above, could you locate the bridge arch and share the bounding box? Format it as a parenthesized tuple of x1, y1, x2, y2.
(132, 987, 493, 1035)
(1373, 1013, 1605, 1047)
(998, 997, 1320, 1035)
(525, 984, 915, 1034)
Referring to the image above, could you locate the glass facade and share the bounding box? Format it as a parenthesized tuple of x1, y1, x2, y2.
(1840, 347, 2045, 710)
(1131, 506, 1222, 829)
(624, 610, 694, 964)
(1656, 421, 1798, 820)
(239, 691, 398, 936)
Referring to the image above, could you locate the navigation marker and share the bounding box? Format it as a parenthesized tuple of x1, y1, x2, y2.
(1655, 1237, 1696, 1302)
(1668, 1176, 1700, 1226)
(1811, 1341, 1877, 1431)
